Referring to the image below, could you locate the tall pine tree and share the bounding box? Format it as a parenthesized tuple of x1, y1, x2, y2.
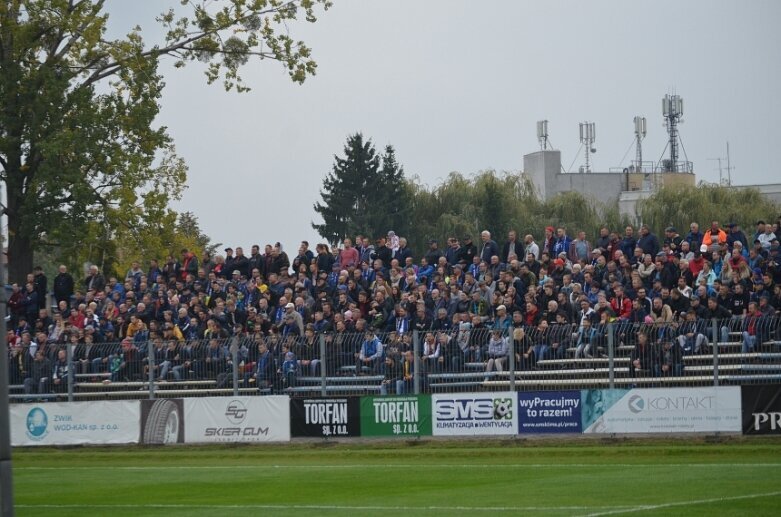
(371, 145, 410, 238)
(313, 134, 411, 244)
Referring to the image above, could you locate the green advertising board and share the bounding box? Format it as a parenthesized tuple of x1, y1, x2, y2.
(360, 395, 432, 437)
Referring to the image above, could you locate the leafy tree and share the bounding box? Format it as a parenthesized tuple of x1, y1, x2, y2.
(403, 169, 632, 256)
(0, 0, 331, 282)
(638, 183, 779, 236)
(313, 133, 411, 244)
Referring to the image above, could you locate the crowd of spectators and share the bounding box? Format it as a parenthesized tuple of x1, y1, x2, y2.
(6, 217, 781, 396)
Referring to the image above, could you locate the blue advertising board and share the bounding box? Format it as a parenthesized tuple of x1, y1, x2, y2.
(518, 391, 582, 434)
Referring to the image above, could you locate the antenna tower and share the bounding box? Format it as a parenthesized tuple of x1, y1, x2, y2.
(537, 120, 549, 150)
(633, 116, 646, 169)
(662, 94, 684, 172)
(579, 122, 596, 173)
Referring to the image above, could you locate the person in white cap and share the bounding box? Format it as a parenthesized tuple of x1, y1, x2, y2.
(284, 302, 303, 335)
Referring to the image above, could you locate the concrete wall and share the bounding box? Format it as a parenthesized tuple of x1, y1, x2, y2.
(553, 172, 624, 206)
(523, 150, 561, 200)
(523, 150, 695, 207)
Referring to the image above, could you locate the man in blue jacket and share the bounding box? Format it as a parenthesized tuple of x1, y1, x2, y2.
(637, 224, 660, 257)
(356, 328, 384, 375)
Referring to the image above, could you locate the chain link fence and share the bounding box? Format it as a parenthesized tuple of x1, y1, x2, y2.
(6, 315, 781, 402)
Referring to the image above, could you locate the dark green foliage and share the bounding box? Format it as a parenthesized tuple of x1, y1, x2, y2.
(312, 134, 411, 244)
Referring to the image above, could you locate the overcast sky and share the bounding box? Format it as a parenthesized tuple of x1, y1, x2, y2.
(105, 0, 781, 255)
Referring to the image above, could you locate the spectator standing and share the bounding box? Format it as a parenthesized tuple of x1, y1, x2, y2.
(619, 226, 637, 259)
(541, 226, 556, 256)
(553, 228, 572, 258)
(663, 227, 683, 255)
(637, 224, 660, 257)
(685, 222, 705, 251)
(568, 231, 592, 264)
(425, 239, 443, 266)
(338, 238, 360, 269)
(524, 234, 540, 260)
(231, 247, 249, 278)
(502, 230, 520, 263)
(726, 223, 748, 252)
(53, 265, 74, 308)
(84, 265, 105, 293)
(444, 237, 461, 266)
(32, 266, 47, 309)
(480, 231, 499, 263)
(457, 235, 477, 265)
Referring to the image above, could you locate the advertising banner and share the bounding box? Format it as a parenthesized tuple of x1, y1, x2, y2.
(518, 391, 582, 434)
(140, 399, 185, 444)
(742, 385, 781, 435)
(11, 401, 139, 446)
(290, 397, 360, 437)
(184, 396, 290, 443)
(360, 396, 432, 437)
(582, 387, 741, 433)
(431, 392, 517, 436)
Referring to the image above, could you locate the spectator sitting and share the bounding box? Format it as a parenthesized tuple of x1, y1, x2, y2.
(484, 329, 509, 379)
(356, 328, 384, 375)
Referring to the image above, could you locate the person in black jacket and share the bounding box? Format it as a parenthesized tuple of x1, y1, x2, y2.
(24, 349, 52, 395)
(51, 349, 71, 393)
(380, 352, 405, 395)
(33, 266, 47, 309)
(630, 332, 657, 378)
(457, 235, 477, 265)
(637, 224, 660, 258)
(371, 237, 393, 268)
(658, 340, 684, 377)
(53, 265, 74, 308)
(703, 295, 731, 345)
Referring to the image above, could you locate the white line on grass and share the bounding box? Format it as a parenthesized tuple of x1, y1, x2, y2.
(16, 504, 636, 512)
(577, 490, 781, 517)
(16, 463, 781, 471)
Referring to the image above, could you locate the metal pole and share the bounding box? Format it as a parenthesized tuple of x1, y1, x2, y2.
(230, 338, 239, 397)
(508, 331, 516, 392)
(66, 341, 74, 402)
(148, 340, 155, 400)
(319, 334, 326, 397)
(413, 331, 421, 395)
(607, 323, 615, 390)
(0, 189, 16, 515)
(712, 319, 719, 387)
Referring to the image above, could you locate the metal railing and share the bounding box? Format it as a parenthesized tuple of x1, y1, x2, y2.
(6, 315, 781, 402)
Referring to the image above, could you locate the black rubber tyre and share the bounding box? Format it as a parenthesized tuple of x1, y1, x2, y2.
(143, 399, 181, 444)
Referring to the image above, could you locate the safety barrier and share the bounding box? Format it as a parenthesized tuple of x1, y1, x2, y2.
(8, 316, 781, 402)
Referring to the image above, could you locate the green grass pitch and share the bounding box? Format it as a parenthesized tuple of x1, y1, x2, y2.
(11, 439, 781, 516)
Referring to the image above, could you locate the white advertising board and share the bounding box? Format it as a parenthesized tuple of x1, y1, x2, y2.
(183, 396, 290, 443)
(582, 387, 741, 433)
(11, 401, 140, 446)
(432, 392, 517, 436)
